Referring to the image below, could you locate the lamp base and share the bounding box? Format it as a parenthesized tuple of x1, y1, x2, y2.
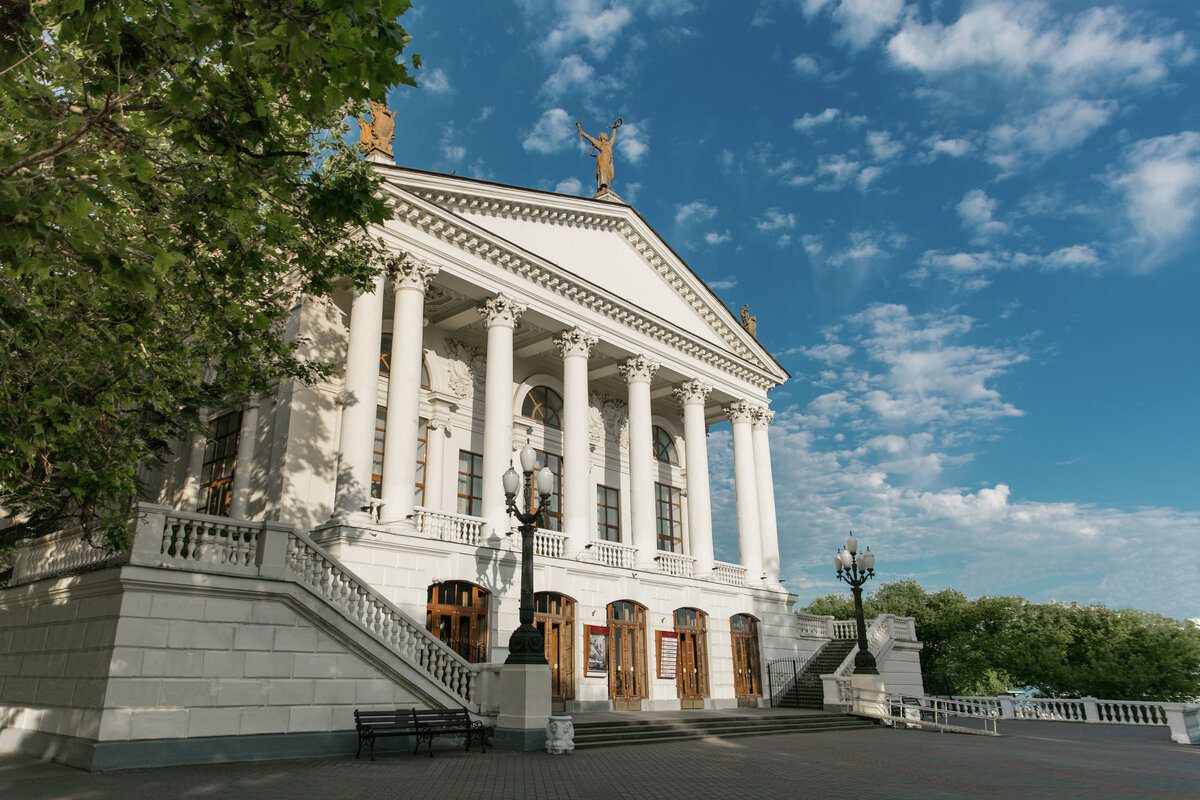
(494, 663, 552, 751)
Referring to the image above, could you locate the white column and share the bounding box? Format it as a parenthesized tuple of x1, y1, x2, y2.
(726, 400, 763, 583)
(380, 256, 439, 524)
(752, 406, 782, 588)
(182, 428, 207, 510)
(422, 411, 449, 512)
(619, 355, 660, 567)
(556, 327, 597, 555)
(674, 380, 714, 577)
(229, 397, 261, 519)
(479, 294, 525, 536)
(333, 272, 386, 522)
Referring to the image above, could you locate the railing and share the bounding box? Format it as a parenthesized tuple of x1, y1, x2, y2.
(921, 694, 1200, 744)
(832, 619, 858, 639)
(415, 507, 487, 546)
(158, 511, 263, 576)
(842, 685, 1000, 736)
(589, 539, 635, 569)
(283, 527, 476, 704)
(711, 561, 747, 586)
(767, 646, 822, 707)
(654, 551, 695, 578)
(795, 613, 834, 638)
(534, 529, 566, 558)
(9, 527, 125, 585)
(834, 615, 895, 677)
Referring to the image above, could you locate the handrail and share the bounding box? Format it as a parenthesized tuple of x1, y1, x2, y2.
(842, 686, 1000, 736)
(767, 644, 824, 707)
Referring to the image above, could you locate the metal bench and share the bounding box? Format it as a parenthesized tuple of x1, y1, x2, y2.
(354, 707, 485, 760)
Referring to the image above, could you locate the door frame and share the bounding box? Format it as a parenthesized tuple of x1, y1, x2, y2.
(607, 600, 647, 711)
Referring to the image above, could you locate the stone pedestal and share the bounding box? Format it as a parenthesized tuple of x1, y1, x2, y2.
(849, 673, 887, 719)
(493, 663, 552, 751)
(546, 715, 574, 754)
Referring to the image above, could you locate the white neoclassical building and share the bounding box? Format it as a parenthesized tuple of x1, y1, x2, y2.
(0, 164, 923, 768)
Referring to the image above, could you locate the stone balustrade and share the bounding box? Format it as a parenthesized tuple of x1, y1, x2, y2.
(654, 551, 696, 578)
(534, 529, 567, 558)
(9, 527, 124, 586)
(589, 539, 636, 569)
(795, 612, 834, 638)
(415, 507, 487, 545)
(711, 561, 747, 586)
(832, 619, 858, 639)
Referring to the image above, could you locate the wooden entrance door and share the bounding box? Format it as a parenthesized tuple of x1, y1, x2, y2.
(674, 608, 709, 709)
(730, 614, 762, 707)
(426, 581, 489, 663)
(607, 601, 646, 711)
(535, 592, 575, 712)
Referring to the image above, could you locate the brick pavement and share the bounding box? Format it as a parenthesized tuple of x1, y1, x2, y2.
(4, 721, 1198, 800)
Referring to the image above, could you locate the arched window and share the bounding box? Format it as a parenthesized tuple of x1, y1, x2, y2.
(652, 425, 677, 464)
(522, 386, 563, 428)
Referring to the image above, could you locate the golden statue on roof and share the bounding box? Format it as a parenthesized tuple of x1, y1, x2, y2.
(358, 100, 396, 159)
(577, 117, 622, 194)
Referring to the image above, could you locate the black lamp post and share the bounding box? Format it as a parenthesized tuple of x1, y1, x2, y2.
(501, 442, 553, 665)
(835, 531, 878, 675)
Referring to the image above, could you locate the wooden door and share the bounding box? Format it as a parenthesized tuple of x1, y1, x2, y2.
(535, 592, 575, 711)
(426, 581, 489, 663)
(731, 614, 761, 707)
(608, 601, 646, 711)
(675, 608, 708, 709)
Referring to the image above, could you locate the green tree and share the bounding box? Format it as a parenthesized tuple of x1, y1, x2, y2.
(0, 0, 419, 558)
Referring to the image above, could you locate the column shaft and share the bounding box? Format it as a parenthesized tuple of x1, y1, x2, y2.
(480, 295, 525, 536)
(380, 257, 439, 524)
(557, 328, 597, 555)
(229, 398, 261, 519)
(422, 414, 448, 512)
(752, 408, 782, 587)
(620, 356, 659, 566)
(675, 381, 714, 577)
(182, 428, 207, 511)
(333, 272, 385, 522)
(727, 401, 763, 582)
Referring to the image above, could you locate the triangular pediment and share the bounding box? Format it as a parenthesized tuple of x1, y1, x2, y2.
(375, 167, 788, 387)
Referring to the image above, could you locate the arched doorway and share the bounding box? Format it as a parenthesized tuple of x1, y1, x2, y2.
(607, 600, 647, 711)
(674, 608, 709, 709)
(535, 592, 575, 711)
(426, 581, 489, 663)
(730, 613, 762, 707)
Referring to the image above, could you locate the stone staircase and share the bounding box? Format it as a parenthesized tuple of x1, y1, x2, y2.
(573, 711, 876, 749)
(782, 639, 858, 709)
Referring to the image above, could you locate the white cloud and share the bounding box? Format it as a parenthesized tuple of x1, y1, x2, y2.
(793, 108, 841, 133)
(422, 67, 452, 94)
(831, 0, 906, 50)
(1113, 132, 1200, 266)
(522, 108, 576, 154)
(793, 54, 821, 78)
(555, 176, 584, 195)
(708, 277, 738, 290)
(534, 0, 635, 59)
(957, 189, 1008, 239)
(704, 230, 731, 245)
(856, 166, 883, 191)
(1043, 244, 1101, 270)
(887, 2, 1193, 95)
(866, 130, 903, 162)
(442, 144, 466, 163)
(987, 98, 1116, 171)
(915, 245, 1104, 290)
(541, 54, 595, 98)
(927, 137, 972, 158)
(675, 199, 717, 225)
(615, 120, 648, 165)
(756, 208, 797, 232)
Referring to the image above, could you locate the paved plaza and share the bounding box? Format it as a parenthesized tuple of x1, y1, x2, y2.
(3, 720, 1198, 800)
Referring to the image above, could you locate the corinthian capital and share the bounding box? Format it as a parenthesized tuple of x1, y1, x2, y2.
(555, 327, 598, 359)
(386, 253, 440, 293)
(618, 355, 660, 384)
(723, 400, 757, 425)
(751, 405, 774, 429)
(477, 293, 526, 328)
(673, 379, 712, 407)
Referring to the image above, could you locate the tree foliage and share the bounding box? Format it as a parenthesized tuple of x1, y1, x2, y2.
(801, 580, 1200, 701)
(0, 0, 419, 556)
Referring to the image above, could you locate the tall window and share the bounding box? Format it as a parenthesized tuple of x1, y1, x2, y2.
(535, 450, 563, 531)
(522, 386, 563, 428)
(655, 482, 684, 553)
(652, 425, 678, 464)
(596, 485, 621, 542)
(371, 410, 428, 503)
(457, 451, 484, 517)
(200, 411, 241, 516)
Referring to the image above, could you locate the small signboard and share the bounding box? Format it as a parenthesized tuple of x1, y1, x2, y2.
(656, 630, 679, 680)
(586, 626, 608, 677)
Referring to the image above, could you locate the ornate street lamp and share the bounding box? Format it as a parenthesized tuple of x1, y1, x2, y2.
(501, 442, 554, 665)
(835, 531, 878, 675)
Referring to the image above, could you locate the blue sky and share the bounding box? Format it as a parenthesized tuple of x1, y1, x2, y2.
(380, 0, 1200, 619)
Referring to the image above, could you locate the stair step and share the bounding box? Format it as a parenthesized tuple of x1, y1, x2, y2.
(573, 717, 877, 749)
